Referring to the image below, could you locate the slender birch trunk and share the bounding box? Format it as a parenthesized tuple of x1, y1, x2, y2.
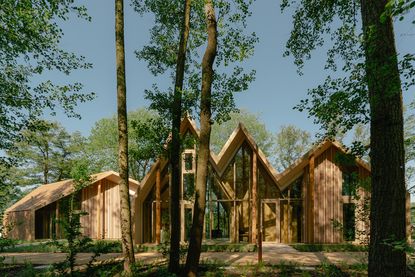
(115, 0, 135, 271)
(184, 1, 217, 276)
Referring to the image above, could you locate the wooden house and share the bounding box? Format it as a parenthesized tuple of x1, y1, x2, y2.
(4, 117, 410, 245)
(3, 171, 139, 241)
(136, 117, 390, 245)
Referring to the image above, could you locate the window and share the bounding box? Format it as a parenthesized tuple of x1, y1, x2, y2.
(343, 203, 356, 241)
(184, 153, 193, 171)
(281, 176, 303, 199)
(183, 173, 195, 200)
(342, 171, 357, 196)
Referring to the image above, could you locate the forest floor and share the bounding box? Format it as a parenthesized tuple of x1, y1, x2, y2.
(1, 242, 366, 266)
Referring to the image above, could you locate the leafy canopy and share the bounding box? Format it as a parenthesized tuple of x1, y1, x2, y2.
(0, 0, 94, 162)
(281, 0, 414, 146)
(133, 0, 258, 125)
(274, 125, 311, 171)
(87, 108, 167, 181)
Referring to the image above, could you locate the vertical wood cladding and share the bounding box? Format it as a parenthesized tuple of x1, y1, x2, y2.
(313, 146, 344, 243)
(81, 179, 122, 239)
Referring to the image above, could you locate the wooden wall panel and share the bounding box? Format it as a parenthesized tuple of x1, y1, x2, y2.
(81, 183, 99, 238)
(104, 180, 121, 239)
(4, 210, 35, 241)
(313, 146, 343, 243)
(303, 166, 310, 242)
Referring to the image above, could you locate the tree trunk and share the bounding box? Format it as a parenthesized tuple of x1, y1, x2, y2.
(115, 0, 135, 271)
(168, 0, 192, 274)
(360, 1, 406, 276)
(184, 1, 217, 276)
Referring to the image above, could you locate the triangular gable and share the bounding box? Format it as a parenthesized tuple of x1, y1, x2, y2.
(277, 139, 371, 190)
(139, 116, 221, 201)
(214, 123, 280, 187)
(6, 171, 139, 213)
(139, 118, 282, 200)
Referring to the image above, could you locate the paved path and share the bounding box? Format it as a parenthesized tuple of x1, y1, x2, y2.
(1, 243, 367, 267)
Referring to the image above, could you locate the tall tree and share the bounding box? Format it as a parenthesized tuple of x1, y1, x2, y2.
(134, 1, 257, 273)
(184, 0, 217, 275)
(362, 3, 406, 274)
(282, 0, 414, 275)
(135, 1, 256, 273)
(274, 125, 311, 171)
(168, 0, 192, 272)
(115, 0, 135, 271)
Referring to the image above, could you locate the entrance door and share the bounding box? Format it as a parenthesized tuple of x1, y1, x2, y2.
(280, 200, 302, 243)
(261, 200, 280, 242)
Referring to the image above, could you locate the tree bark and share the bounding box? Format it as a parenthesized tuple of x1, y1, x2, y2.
(184, 1, 217, 276)
(360, 1, 406, 276)
(168, 0, 192, 274)
(115, 0, 135, 271)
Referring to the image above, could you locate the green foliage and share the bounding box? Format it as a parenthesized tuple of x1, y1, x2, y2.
(275, 261, 300, 277)
(291, 243, 368, 252)
(318, 262, 347, 277)
(210, 110, 274, 155)
(6, 120, 87, 185)
(282, 0, 414, 145)
(0, 0, 94, 159)
(201, 243, 256, 252)
(86, 108, 166, 181)
(274, 125, 311, 171)
(134, 0, 258, 125)
(382, 0, 415, 23)
(50, 162, 96, 275)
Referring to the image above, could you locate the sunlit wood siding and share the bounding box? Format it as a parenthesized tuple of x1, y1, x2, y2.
(312, 146, 343, 243)
(81, 182, 99, 238)
(104, 179, 121, 239)
(4, 210, 35, 241)
(81, 179, 123, 240)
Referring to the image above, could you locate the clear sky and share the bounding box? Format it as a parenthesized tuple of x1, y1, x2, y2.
(44, 1, 415, 139)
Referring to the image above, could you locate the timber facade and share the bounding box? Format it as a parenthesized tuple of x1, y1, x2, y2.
(136, 117, 376, 244)
(3, 171, 139, 241)
(5, 117, 410, 244)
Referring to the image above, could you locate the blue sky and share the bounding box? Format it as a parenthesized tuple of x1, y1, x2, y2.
(45, 1, 415, 139)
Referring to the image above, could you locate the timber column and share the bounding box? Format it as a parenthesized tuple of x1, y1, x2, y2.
(307, 155, 315, 243)
(155, 165, 161, 244)
(97, 180, 104, 239)
(251, 151, 258, 244)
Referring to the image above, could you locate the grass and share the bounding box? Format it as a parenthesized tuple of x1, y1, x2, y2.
(2, 240, 123, 253)
(290, 243, 368, 252)
(131, 261, 368, 277)
(201, 243, 256, 252)
(3, 240, 256, 253)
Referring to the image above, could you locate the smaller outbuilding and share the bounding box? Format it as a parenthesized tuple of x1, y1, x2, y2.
(3, 171, 139, 241)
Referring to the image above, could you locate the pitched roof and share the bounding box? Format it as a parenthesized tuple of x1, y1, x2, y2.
(138, 117, 372, 200)
(6, 171, 139, 213)
(277, 139, 371, 190)
(139, 118, 281, 200)
(213, 123, 280, 185)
